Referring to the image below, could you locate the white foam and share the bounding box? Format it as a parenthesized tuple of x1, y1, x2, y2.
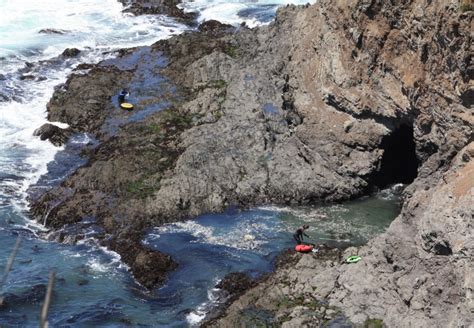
(186, 286, 221, 326)
(186, 311, 206, 326)
(153, 219, 273, 251)
(258, 204, 330, 222)
(0, 0, 188, 59)
(86, 258, 110, 274)
(377, 183, 405, 200)
(179, 0, 317, 27)
(47, 121, 70, 129)
(81, 243, 127, 275)
(61, 250, 82, 258)
(0, 90, 63, 210)
(69, 133, 93, 145)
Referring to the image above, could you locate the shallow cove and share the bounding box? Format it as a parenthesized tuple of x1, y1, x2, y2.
(143, 186, 401, 326)
(0, 187, 400, 326)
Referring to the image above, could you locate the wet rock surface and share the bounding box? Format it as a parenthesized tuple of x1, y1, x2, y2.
(29, 0, 472, 325)
(62, 48, 81, 58)
(38, 28, 67, 35)
(202, 248, 304, 326)
(46, 66, 133, 132)
(216, 272, 258, 297)
(119, 0, 197, 24)
(33, 123, 71, 146)
(104, 220, 177, 289)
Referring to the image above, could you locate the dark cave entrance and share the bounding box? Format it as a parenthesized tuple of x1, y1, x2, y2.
(372, 124, 419, 188)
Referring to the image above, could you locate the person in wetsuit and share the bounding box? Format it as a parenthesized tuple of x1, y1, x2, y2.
(293, 224, 310, 245)
(118, 89, 129, 103)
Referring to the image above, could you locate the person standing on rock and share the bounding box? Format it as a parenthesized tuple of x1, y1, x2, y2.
(293, 224, 310, 245)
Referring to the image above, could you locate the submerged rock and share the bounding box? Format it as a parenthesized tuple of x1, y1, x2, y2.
(62, 48, 81, 58)
(198, 20, 233, 34)
(0, 284, 47, 309)
(38, 28, 67, 34)
(19, 74, 35, 81)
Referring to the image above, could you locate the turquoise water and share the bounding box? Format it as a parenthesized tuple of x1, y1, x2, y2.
(0, 0, 400, 326)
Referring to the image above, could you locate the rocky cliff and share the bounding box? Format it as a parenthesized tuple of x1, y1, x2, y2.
(30, 0, 472, 325)
(207, 1, 473, 327)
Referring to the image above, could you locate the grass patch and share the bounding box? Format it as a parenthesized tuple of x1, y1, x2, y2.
(126, 177, 156, 199)
(277, 296, 292, 310)
(277, 314, 291, 324)
(193, 79, 228, 94)
(459, 0, 473, 11)
(145, 123, 161, 134)
(213, 79, 227, 89)
(212, 110, 222, 121)
(257, 154, 269, 168)
(225, 45, 238, 58)
(364, 318, 384, 328)
(162, 108, 194, 128)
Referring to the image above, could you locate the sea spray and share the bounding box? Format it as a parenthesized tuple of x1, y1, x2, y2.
(179, 0, 318, 27)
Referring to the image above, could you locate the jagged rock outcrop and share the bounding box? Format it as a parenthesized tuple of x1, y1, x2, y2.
(46, 66, 133, 132)
(118, 0, 197, 24)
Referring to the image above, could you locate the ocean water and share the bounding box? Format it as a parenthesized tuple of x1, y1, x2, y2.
(0, 1, 401, 327)
(0, 192, 400, 327)
(179, 0, 314, 27)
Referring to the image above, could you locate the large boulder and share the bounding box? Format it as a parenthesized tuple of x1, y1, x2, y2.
(33, 123, 71, 146)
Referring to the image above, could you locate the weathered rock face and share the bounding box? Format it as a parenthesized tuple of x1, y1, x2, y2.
(142, 0, 472, 223)
(324, 144, 473, 327)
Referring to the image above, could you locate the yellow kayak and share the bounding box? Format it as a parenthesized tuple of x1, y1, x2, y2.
(120, 102, 134, 110)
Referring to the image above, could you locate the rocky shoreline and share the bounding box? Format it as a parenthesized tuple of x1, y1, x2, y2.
(29, 0, 472, 326)
(118, 0, 198, 25)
